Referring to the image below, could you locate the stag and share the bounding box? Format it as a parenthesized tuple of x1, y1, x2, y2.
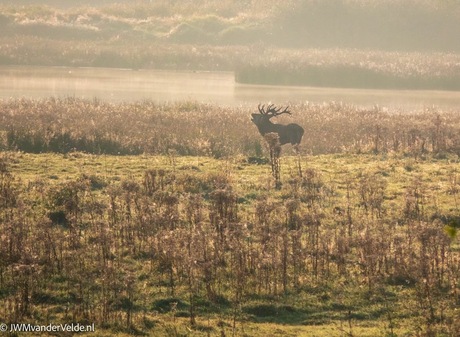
(251, 104, 304, 146)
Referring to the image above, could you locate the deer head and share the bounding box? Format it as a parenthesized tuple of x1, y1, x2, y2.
(251, 104, 304, 146)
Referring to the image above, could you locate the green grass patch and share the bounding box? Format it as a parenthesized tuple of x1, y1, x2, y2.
(0, 146, 459, 336)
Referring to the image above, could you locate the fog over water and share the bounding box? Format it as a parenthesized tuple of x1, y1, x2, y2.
(1, 66, 460, 110)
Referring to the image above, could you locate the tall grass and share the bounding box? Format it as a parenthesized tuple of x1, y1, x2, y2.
(1, 98, 459, 158)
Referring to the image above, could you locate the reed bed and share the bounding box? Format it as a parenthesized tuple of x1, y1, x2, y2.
(1, 98, 459, 158)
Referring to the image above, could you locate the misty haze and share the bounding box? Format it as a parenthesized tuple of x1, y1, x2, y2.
(1, 1, 460, 337)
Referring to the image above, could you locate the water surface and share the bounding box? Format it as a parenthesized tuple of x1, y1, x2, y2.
(1, 66, 459, 110)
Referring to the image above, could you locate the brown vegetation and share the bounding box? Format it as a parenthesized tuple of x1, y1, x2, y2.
(0, 98, 459, 336)
(1, 98, 460, 158)
(0, 150, 459, 336)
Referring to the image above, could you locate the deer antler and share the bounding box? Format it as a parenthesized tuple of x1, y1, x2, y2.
(258, 104, 267, 114)
(258, 104, 291, 118)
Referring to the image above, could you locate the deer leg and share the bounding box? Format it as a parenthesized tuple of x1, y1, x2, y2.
(293, 144, 300, 154)
(295, 146, 302, 177)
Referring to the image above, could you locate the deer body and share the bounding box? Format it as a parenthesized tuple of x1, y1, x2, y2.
(251, 104, 304, 146)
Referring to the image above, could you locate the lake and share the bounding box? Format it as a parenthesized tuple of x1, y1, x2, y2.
(1, 65, 460, 110)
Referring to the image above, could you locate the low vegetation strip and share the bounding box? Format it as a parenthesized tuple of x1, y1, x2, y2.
(1, 98, 460, 158)
(235, 63, 460, 90)
(235, 48, 460, 90)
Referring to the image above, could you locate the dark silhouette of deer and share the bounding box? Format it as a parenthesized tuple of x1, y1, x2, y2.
(251, 104, 304, 146)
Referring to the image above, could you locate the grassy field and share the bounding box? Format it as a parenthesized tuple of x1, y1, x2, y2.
(1, 1, 460, 334)
(0, 150, 459, 336)
(0, 95, 460, 336)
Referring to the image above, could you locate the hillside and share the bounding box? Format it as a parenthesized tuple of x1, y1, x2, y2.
(1, 1, 460, 89)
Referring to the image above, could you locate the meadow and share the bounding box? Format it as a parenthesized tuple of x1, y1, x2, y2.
(1, 1, 460, 335)
(0, 98, 459, 336)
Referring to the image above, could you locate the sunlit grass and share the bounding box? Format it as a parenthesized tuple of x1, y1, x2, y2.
(7, 151, 460, 223)
(2, 150, 459, 336)
(1, 98, 460, 158)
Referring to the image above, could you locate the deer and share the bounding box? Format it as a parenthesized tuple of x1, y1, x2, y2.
(251, 104, 304, 148)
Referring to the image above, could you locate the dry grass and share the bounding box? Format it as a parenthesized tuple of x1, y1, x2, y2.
(0, 150, 459, 336)
(1, 98, 460, 158)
